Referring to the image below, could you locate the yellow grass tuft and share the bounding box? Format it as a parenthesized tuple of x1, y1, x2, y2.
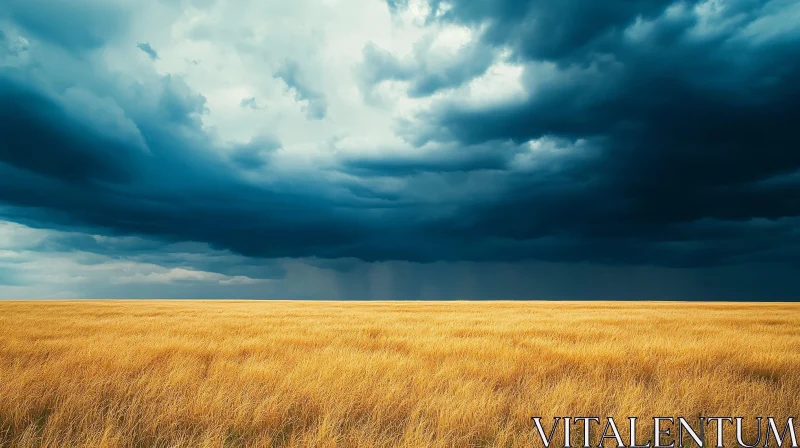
(0, 301, 798, 447)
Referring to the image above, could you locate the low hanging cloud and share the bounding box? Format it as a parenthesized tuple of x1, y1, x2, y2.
(114, 267, 265, 285)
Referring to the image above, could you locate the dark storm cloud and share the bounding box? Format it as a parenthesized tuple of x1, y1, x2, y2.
(0, 77, 140, 184)
(274, 60, 328, 119)
(338, 141, 519, 177)
(384, 0, 800, 267)
(420, 0, 680, 61)
(342, 153, 503, 176)
(137, 42, 160, 60)
(1, 0, 800, 278)
(0, 59, 370, 261)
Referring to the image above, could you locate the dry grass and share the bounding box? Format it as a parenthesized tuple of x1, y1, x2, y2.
(0, 301, 798, 448)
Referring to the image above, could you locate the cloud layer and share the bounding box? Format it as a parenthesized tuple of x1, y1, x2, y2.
(1, 0, 799, 299)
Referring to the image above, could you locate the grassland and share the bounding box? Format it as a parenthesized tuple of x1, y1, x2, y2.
(0, 301, 798, 447)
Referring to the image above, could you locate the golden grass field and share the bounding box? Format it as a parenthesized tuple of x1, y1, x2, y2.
(0, 301, 798, 448)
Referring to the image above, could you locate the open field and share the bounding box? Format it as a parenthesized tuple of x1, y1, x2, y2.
(0, 301, 798, 448)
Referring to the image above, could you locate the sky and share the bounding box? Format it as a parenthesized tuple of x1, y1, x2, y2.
(0, 0, 799, 300)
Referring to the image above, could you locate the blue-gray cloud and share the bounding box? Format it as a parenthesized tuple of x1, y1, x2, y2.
(338, 141, 518, 176)
(228, 135, 281, 169)
(0, 29, 27, 57)
(28, 231, 287, 281)
(274, 60, 328, 120)
(239, 96, 261, 110)
(1, 0, 130, 51)
(0, 267, 24, 286)
(356, 39, 496, 100)
(386, 0, 800, 267)
(0, 0, 799, 303)
(137, 42, 160, 60)
(0, 47, 366, 261)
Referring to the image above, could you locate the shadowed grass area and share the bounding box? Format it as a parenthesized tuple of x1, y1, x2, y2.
(0, 301, 798, 447)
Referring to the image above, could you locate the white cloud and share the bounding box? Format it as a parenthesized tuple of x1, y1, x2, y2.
(0, 221, 271, 297)
(114, 267, 222, 284)
(115, 267, 266, 285)
(0, 221, 48, 249)
(81, 0, 499, 170)
(220, 276, 266, 285)
(460, 57, 527, 108)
